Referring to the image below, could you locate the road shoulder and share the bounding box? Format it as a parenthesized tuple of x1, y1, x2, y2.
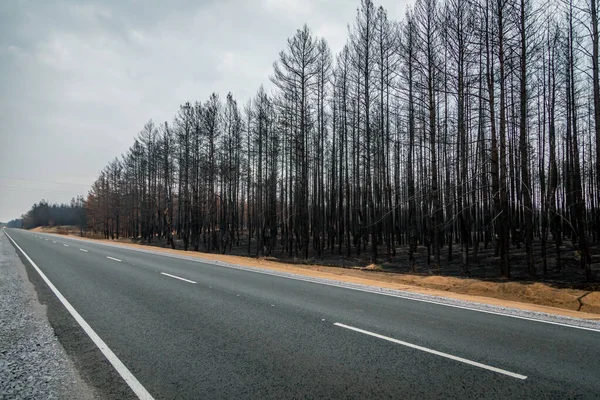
(2, 230, 138, 399)
(0, 231, 99, 399)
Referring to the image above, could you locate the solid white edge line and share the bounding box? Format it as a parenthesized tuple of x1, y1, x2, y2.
(3, 230, 155, 400)
(334, 322, 527, 380)
(106, 256, 122, 262)
(80, 249, 88, 253)
(160, 272, 196, 284)
(27, 230, 600, 333)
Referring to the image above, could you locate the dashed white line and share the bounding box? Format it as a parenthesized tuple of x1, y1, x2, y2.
(28, 230, 600, 333)
(334, 322, 527, 380)
(63, 244, 69, 247)
(80, 249, 88, 253)
(45, 239, 48, 241)
(3, 230, 155, 400)
(106, 256, 122, 262)
(52, 241, 57, 244)
(160, 272, 196, 284)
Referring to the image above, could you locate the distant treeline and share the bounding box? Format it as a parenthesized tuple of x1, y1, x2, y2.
(18, 198, 86, 230)
(6, 219, 22, 228)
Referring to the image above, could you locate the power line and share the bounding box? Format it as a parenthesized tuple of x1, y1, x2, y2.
(0, 176, 90, 188)
(0, 185, 85, 196)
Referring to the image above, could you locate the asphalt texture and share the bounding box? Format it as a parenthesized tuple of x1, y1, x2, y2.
(4, 228, 600, 399)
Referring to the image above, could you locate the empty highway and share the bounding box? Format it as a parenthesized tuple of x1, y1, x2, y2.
(4, 228, 600, 399)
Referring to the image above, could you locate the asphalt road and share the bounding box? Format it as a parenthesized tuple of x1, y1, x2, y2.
(4, 228, 600, 399)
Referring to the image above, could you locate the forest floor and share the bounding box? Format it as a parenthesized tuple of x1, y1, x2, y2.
(31, 225, 600, 317)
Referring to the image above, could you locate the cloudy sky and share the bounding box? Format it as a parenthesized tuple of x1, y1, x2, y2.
(0, 0, 409, 222)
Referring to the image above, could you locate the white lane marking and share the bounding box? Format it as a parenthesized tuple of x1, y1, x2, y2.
(160, 272, 196, 284)
(80, 249, 88, 253)
(169, 259, 600, 333)
(106, 256, 122, 262)
(63, 244, 69, 247)
(3, 231, 155, 400)
(33, 232, 600, 333)
(53, 241, 57, 244)
(334, 322, 527, 380)
(45, 239, 49, 241)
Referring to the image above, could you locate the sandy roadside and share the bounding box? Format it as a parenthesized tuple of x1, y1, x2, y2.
(31, 228, 600, 319)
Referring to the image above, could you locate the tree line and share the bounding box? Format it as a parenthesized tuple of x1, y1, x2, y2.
(16, 198, 86, 230)
(82, 0, 600, 280)
(5, 219, 22, 228)
(6, 219, 22, 228)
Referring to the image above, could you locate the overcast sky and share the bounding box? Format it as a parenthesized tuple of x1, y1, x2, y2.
(0, 0, 410, 222)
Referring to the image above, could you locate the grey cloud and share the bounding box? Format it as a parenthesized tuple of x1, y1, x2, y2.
(0, 0, 408, 222)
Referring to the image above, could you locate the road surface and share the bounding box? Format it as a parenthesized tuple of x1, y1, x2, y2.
(4, 228, 600, 399)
